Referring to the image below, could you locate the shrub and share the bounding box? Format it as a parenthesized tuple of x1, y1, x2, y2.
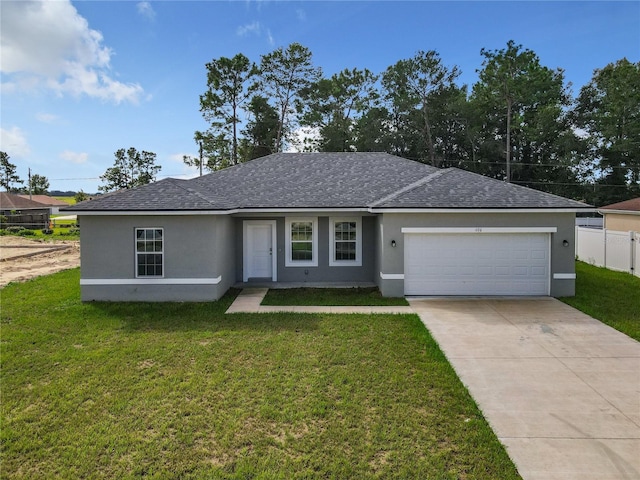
(18, 229, 36, 236)
(42, 228, 54, 235)
(6, 226, 25, 233)
(68, 227, 80, 235)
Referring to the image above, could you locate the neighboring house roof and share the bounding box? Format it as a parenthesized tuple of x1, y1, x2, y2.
(0, 192, 50, 210)
(66, 152, 590, 212)
(598, 197, 640, 214)
(17, 195, 69, 207)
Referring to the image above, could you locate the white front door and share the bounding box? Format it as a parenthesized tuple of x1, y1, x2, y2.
(244, 221, 277, 281)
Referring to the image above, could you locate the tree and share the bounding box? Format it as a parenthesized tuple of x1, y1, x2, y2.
(382, 51, 461, 166)
(298, 68, 378, 152)
(196, 54, 258, 168)
(573, 58, 640, 205)
(0, 151, 23, 192)
(239, 95, 280, 162)
(258, 43, 321, 152)
(28, 173, 50, 194)
(472, 41, 574, 190)
(353, 106, 393, 153)
(99, 148, 161, 193)
(75, 190, 89, 203)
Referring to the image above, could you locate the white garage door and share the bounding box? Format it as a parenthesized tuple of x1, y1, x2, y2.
(404, 233, 550, 296)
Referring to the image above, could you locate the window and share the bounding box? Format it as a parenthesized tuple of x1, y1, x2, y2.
(135, 228, 163, 277)
(329, 217, 362, 266)
(285, 218, 318, 267)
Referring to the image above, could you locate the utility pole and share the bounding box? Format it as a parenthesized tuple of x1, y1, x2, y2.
(199, 141, 203, 177)
(28, 167, 32, 200)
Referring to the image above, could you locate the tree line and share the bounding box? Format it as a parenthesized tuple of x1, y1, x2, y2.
(1, 152, 50, 195)
(4, 41, 637, 207)
(187, 41, 639, 206)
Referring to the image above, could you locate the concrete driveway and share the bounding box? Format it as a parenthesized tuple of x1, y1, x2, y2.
(409, 297, 640, 480)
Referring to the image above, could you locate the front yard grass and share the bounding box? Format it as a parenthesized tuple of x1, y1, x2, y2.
(1, 270, 519, 479)
(561, 261, 640, 341)
(262, 286, 409, 306)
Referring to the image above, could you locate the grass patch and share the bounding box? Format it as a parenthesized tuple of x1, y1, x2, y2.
(1, 270, 518, 479)
(561, 261, 640, 341)
(0, 227, 79, 241)
(53, 196, 76, 205)
(262, 287, 409, 306)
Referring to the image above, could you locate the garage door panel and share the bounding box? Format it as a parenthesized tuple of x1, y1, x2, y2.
(404, 233, 549, 296)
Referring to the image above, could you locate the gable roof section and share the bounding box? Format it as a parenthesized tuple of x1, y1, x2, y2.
(72, 178, 233, 211)
(373, 168, 589, 209)
(17, 195, 69, 206)
(66, 152, 590, 212)
(188, 152, 438, 209)
(598, 197, 640, 213)
(0, 192, 50, 210)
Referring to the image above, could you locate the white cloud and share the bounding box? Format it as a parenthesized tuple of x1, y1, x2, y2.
(0, 0, 144, 104)
(236, 21, 274, 46)
(60, 150, 88, 164)
(0, 127, 31, 158)
(137, 2, 156, 21)
(36, 112, 59, 123)
(169, 153, 191, 163)
(296, 9, 306, 21)
(237, 21, 261, 37)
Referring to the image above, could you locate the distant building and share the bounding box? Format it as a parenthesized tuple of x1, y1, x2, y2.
(598, 197, 640, 232)
(0, 193, 50, 229)
(18, 194, 70, 214)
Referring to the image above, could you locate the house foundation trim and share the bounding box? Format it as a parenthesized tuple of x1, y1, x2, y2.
(80, 277, 223, 285)
(380, 272, 405, 280)
(553, 273, 576, 280)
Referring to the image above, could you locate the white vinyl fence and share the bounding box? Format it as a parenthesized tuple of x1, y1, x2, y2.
(575, 227, 639, 277)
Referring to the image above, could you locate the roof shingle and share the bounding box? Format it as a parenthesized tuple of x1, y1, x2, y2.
(66, 153, 590, 212)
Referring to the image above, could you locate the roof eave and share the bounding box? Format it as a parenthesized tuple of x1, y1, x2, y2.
(369, 207, 595, 214)
(597, 208, 640, 216)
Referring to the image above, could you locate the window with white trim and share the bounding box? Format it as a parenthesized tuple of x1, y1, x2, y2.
(285, 218, 318, 267)
(135, 228, 164, 277)
(329, 217, 362, 266)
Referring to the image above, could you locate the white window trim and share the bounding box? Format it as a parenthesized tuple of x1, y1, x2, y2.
(135, 227, 164, 278)
(329, 217, 362, 267)
(285, 217, 318, 267)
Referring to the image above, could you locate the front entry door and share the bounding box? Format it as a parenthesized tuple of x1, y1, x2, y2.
(244, 221, 277, 281)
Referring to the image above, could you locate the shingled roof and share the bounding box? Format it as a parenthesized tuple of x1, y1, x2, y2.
(67, 152, 590, 212)
(0, 192, 51, 210)
(598, 197, 640, 212)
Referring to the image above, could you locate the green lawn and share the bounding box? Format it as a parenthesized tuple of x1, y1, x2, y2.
(53, 196, 76, 205)
(561, 261, 640, 341)
(262, 287, 409, 306)
(0, 227, 79, 241)
(1, 269, 519, 479)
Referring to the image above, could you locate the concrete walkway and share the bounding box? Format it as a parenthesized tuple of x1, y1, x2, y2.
(225, 288, 414, 314)
(410, 297, 640, 480)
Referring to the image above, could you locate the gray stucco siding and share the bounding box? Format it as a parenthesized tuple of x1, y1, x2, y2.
(79, 215, 234, 301)
(235, 215, 376, 284)
(378, 212, 576, 297)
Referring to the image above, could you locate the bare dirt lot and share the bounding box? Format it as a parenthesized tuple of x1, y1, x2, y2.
(0, 236, 80, 287)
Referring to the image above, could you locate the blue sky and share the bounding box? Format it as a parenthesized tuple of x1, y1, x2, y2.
(1, 1, 638, 193)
